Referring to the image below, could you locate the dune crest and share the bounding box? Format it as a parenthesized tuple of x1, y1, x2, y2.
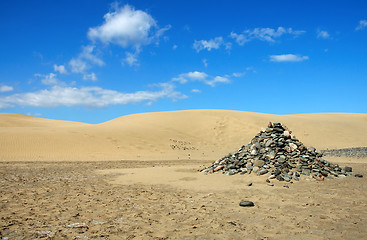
(0, 110, 366, 161)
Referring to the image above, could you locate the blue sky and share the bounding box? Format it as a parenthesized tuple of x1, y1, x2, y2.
(0, 0, 366, 123)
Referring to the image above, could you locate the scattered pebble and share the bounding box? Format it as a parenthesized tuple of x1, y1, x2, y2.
(239, 201, 255, 207)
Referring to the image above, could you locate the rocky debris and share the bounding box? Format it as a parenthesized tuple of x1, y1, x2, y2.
(355, 174, 364, 178)
(201, 122, 355, 182)
(239, 201, 255, 207)
(321, 147, 367, 158)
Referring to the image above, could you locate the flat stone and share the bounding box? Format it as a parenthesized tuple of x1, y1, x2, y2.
(268, 174, 276, 179)
(257, 169, 268, 175)
(253, 160, 265, 167)
(239, 201, 255, 207)
(355, 174, 363, 178)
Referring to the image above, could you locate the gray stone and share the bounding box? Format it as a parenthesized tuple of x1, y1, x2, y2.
(344, 166, 353, 172)
(239, 201, 255, 207)
(257, 169, 268, 175)
(253, 160, 265, 167)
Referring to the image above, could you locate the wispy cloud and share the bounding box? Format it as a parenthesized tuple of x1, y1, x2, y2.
(34, 73, 65, 86)
(172, 71, 231, 87)
(269, 54, 309, 62)
(82, 72, 98, 81)
(0, 84, 184, 109)
(53, 64, 67, 74)
(356, 19, 367, 31)
(123, 52, 139, 67)
(69, 45, 104, 75)
(0, 85, 13, 93)
(317, 29, 330, 39)
(191, 89, 201, 93)
(230, 27, 305, 46)
(193, 37, 224, 52)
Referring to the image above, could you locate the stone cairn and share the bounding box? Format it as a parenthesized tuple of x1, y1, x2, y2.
(201, 122, 355, 182)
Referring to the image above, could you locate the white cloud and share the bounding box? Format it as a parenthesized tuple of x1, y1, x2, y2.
(83, 72, 98, 81)
(230, 27, 305, 46)
(317, 30, 330, 39)
(203, 59, 208, 67)
(229, 32, 249, 46)
(232, 72, 245, 77)
(206, 76, 230, 87)
(123, 52, 139, 66)
(356, 20, 367, 30)
(69, 58, 88, 73)
(172, 44, 178, 50)
(80, 45, 105, 66)
(88, 4, 169, 50)
(269, 54, 309, 62)
(172, 71, 230, 87)
(53, 64, 67, 74)
(35, 73, 65, 86)
(69, 45, 104, 73)
(0, 85, 13, 93)
(193, 37, 225, 52)
(172, 71, 208, 84)
(191, 89, 201, 93)
(0, 84, 185, 109)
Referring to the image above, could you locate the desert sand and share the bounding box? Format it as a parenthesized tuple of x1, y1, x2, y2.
(0, 110, 366, 239)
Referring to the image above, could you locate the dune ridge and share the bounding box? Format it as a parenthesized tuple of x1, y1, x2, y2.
(0, 110, 366, 161)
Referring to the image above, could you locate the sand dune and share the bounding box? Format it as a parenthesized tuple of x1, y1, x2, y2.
(0, 110, 366, 161)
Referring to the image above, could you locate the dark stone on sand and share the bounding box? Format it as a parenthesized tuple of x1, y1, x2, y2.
(239, 201, 255, 207)
(344, 166, 353, 172)
(355, 174, 363, 178)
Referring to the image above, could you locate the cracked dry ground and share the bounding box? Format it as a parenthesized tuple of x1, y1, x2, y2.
(1, 160, 367, 240)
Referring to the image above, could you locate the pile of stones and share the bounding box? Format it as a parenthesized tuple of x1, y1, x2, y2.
(201, 122, 359, 182)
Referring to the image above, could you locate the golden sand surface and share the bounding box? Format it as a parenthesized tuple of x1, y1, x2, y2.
(0, 110, 367, 239)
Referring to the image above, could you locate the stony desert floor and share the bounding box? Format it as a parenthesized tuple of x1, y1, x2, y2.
(0, 110, 366, 239)
(1, 158, 366, 240)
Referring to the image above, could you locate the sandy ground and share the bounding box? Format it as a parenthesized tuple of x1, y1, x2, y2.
(0, 110, 367, 239)
(0, 159, 366, 239)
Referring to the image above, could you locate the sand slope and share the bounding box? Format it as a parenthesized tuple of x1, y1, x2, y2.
(0, 110, 366, 161)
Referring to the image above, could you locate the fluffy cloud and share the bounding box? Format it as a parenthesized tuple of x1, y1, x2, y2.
(0, 85, 13, 93)
(87, 4, 169, 67)
(317, 30, 330, 39)
(230, 27, 305, 45)
(53, 64, 67, 74)
(172, 71, 230, 87)
(269, 54, 309, 62)
(0, 84, 184, 109)
(356, 20, 367, 30)
(88, 4, 169, 50)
